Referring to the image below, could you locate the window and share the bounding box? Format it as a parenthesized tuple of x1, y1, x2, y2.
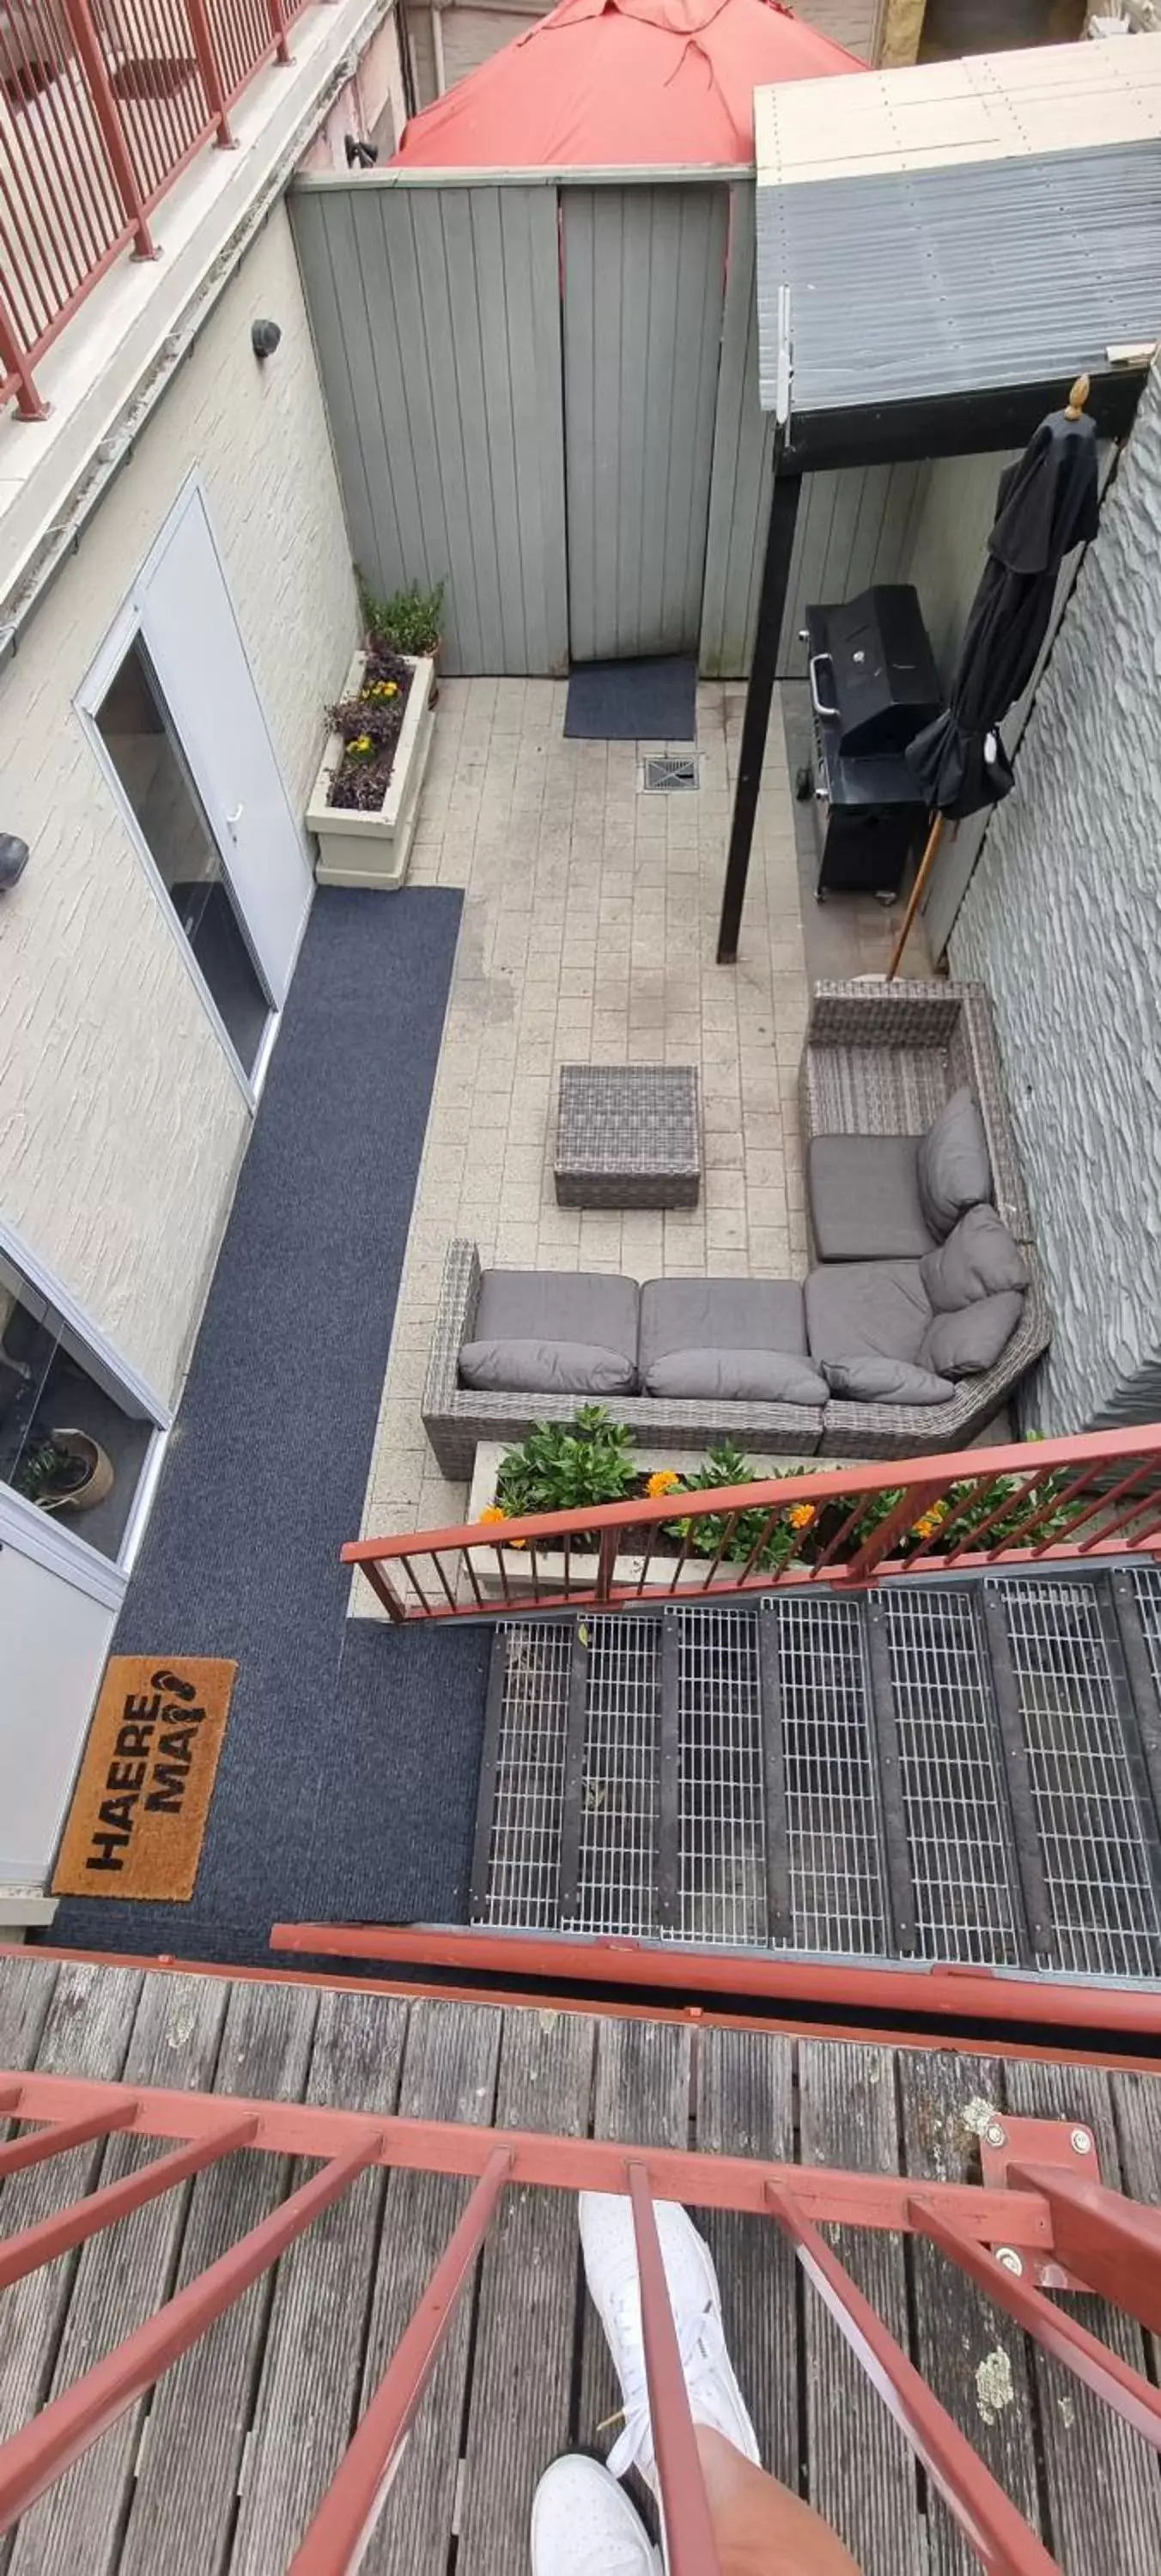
(0, 1251, 156, 1563)
(94, 638, 270, 1076)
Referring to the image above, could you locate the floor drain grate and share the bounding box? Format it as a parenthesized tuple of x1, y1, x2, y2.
(640, 754, 698, 793)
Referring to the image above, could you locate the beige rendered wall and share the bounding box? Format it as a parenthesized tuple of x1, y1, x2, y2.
(0, 204, 358, 1408)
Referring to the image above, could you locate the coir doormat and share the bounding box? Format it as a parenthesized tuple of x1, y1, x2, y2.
(52, 1656, 236, 1901)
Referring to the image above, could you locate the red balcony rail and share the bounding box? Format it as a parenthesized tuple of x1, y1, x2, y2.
(0, 0, 311, 418)
(342, 1422, 1161, 1623)
(1, 2070, 1160, 2572)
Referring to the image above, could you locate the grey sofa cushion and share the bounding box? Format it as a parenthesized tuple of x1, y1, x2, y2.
(640, 1276, 808, 1365)
(821, 1357, 955, 1406)
(805, 1261, 932, 1367)
(646, 1349, 828, 1404)
(806, 1133, 936, 1261)
(459, 1337, 637, 1396)
(920, 1291, 1024, 1380)
(916, 1085, 992, 1238)
(462, 1268, 640, 1396)
(920, 1204, 1030, 1311)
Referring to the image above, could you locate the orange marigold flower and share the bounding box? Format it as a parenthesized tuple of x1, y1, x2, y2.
(912, 1507, 947, 1541)
(647, 1469, 683, 1498)
(479, 1504, 507, 1525)
(787, 1503, 816, 1531)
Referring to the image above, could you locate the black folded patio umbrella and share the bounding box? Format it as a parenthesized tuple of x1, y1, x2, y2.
(886, 377, 1101, 978)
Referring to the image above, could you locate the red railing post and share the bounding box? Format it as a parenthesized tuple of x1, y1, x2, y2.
(184, 0, 236, 144)
(268, 0, 293, 63)
(766, 2181, 1057, 2576)
(909, 2199, 1161, 2457)
(0, 2130, 384, 2533)
(1006, 2161, 1161, 2336)
(58, 0, 158, 258)
(0, 2116, 258, 2294)
(627, 2163, 723, 2576)
(289, 2148, 513, 2574)
(0, 2095, 138, 2178)
(0, 292, 48, 423)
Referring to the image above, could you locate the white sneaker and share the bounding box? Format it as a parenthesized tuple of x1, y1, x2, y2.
(579, 2192, 760, 2492)
(530, 2455, 660, 2573)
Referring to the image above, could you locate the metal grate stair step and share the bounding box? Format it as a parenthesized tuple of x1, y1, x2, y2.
(471, 1568, 1161, 1982)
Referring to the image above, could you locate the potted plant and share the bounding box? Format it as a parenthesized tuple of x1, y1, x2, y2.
(15, 1427, 114, 1516)
(306, 625, 437, 890)
(358, 574, 445, 683)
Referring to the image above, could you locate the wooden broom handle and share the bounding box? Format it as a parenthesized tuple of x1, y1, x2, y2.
(886, 812, 945, 982)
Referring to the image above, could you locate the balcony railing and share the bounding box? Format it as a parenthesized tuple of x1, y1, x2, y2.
(0, 0, 314, 419)
(342, 1423, 1161, 1622)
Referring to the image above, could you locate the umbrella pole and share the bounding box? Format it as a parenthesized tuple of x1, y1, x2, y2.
(886, 812, 944, 982)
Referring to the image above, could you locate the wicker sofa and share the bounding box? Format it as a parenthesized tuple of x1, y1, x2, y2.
(421, 979, 1049, 1481)
(799, 979, 1049, 1456)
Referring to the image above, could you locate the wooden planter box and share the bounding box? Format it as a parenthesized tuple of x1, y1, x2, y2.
(306, 649, 435, 890)
(464, 1442, 806, 1606)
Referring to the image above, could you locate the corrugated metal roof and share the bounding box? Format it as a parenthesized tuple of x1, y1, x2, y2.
(756, 138, 1161, 418)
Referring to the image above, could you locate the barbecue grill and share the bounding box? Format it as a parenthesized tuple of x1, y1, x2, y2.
(796, 584, 944, 902)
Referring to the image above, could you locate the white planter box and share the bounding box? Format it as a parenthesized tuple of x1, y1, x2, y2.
(463, 1442, 806, 1607)
(306, 649, 435, 890)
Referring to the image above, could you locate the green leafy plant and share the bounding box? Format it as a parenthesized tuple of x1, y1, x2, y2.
(668, 1447, 818, 1575)
(494, 1406, 637, 1529)
(13, 1437, 86, 1506)
(358, 573, 445, 659)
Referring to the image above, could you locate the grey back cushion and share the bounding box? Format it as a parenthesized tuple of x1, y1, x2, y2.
(473, 1267, 638, 1362)
(805, 1260, 932, 1366)
(822, 1358, 954, 1406)
(645, 1349, 828, 1405)
(640, 1277, 808, 1362)
(916, 1086, 992, 1239)
(920, 1291, 1024, 1380)
(920, 1205, 1029, 1311)
(459, 1338, 637, 1396)
(806, 1133, 935, 1261)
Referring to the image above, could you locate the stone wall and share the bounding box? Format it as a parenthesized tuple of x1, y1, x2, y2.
(0, 205, 358, 1407)
(950, 361, 1161, 1433)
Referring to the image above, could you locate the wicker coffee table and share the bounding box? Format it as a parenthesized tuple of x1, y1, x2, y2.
(554, 1063, 701, 1207)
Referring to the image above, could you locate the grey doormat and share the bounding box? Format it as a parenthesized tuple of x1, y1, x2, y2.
(564, 655, 696, 742)
(48, 887, 490, 1971)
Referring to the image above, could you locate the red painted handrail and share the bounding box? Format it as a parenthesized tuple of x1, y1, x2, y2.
(342, 1423, 1161, 1621)
(0, 2067, 1159, 2573)
(0, 0, 316, 417)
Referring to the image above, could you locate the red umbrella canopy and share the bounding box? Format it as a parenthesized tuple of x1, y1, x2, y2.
(394, 0, 863, 170)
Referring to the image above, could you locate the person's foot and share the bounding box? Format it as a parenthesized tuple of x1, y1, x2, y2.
(579, 2192, 760, 2492)
(530, 2455, 660, 2573)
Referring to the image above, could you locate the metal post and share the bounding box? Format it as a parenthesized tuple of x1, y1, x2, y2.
(0, 2133, 383, 2532)
(715, 447, 798, 964)
(1006, 2160, 1161, 2336)
(0, 2117, 258, 2293)
(628, 2163, 723, 2576)
(58, 0, 158, 259)
(0, 293, 49, 422)
(768, 2182, 1057, 2574)
(268, 0, 293, 64)
(184, 0, 235, 145)
(289, 2149, 512, 2574)
(0, 2096, 138, 2178)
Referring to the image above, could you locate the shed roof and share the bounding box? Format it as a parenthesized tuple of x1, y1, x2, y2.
(754, 36, 1161, 448)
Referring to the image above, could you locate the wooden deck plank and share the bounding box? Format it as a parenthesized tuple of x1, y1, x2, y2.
(0, 1953, 61, 2071)
(116, 1978, 319, 2576)
(1002, 2057, 1161, 2570)
(1109, 2063, 1161, 2381)
(227, 1987, 410, 2573)
(897, 2049, 1040, 2575)
(457, 2008, 598, 2576)
(0, 1960, 144, 2576)
(692, 2029, 797, 2493)
(798, 2041, 926, 2576)
(7, 1971, 230, 2576)
(357, 1999, 503, 2576)
(578, 2018, 692, 2537)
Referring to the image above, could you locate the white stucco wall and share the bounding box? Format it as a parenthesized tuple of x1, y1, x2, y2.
(950, 361, 1161, 1434)
(0, 203, 358, 1407)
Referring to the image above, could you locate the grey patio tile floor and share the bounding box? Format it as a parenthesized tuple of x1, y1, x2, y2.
(354, 677, 932, 1579)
